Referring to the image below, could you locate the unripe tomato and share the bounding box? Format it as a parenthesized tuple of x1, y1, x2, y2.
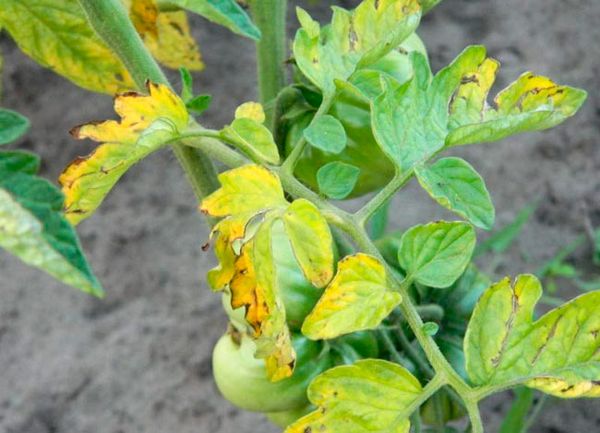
(266, 405, 312, 428)
(212, 332, 333, 413)
(285, 33, 428, 198)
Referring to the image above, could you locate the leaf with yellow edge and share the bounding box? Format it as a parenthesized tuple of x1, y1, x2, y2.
(465, 274, 600, 398)
(235, 102, 266, 123)
(282, 199, 334, 289)
(200, 165, 288, 218)
(302, 254, 401, 340)
(293, 0, 422, 95)
(0, 0, 134, 94)
(60, 82, 189, 225)
(126, 0, 204, 71)
(227, 217, 296, 381)
(286, 359, 423, 433)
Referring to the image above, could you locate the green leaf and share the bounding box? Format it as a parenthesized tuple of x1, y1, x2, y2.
(316, 161, 360, 200)
(302, 254, 402, 340)
(475, 202, 538, 256)
(186, 94, 212, 114)
(0, 109, 30, 145)
(303, 115, 347, 154)
(285, 359, 423, 433)
(0, 151, 102, 297)
(422, 322, 439, 336)
(179, 67, 194, 101)
(398, 221, 476, 288)
(221, 118, 279, 164)
(282, 199, 334, 288)
(419, 0, 442, 13)
(0, 0, 134, 94)
(293, 0, 422, 95)
(415, 157, 495, 230)
(161, 0, 260, 40)
(465, 274, 600, 397)
(372, 46, 586, 173)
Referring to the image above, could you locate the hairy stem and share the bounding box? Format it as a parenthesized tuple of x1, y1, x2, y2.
(77, 0, 219, 211)
(249, 0, 288, 131)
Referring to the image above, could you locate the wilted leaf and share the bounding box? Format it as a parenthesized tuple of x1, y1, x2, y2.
(302, 253, 401, 340)
(372, 46, 586, 173)
(465, 274, 600, 397)
(0, 0, 134, 94)
(293, 0, 422, 95)
(0, 109, 30, 145)
(221, 109, 279, 164)
(286, 359, 423, 433)
(415, 157, 494, 230)
(398, 221, 476, 288)
(317, 161, 360, 200)
(61, 82, 189, 224)
(163, 0, 260, 40)
(200, 165, 287, 218)
(0, 151, 102, 296)
(303, 114, 347, 154)
(283, 199, 334, 288)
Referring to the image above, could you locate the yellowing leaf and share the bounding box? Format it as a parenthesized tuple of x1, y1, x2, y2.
(302, 254, 401, 340)
(200, 165, 288, 218)
(293, 0, 422, 95)
(146, 11, 204, 70)
(465, 275, 600, 398)
(0, 0, 134, 94)
(126, 0, 204, 71)
(286, 359, 423, 433)
(235, 102, 266, 123)
(283, 199, 334, 288)
(60, 82, 189, 224)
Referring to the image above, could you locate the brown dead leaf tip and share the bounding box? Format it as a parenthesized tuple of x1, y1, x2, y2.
(201, 241, 211, 251)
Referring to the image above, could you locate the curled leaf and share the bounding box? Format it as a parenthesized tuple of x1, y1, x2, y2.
(286, 359, 423, 433)
(61, 82, 189, 224)
(465, 275, 600, 398)
(302, 253, 401, 340)
(283, 199, 334, 288)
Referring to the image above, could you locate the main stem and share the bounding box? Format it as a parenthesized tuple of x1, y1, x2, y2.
(249, 0, 288, 131)
(77, 0, 219, 208)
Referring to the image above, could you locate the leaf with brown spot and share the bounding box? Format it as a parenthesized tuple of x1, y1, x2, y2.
(465, 274, 600, 398)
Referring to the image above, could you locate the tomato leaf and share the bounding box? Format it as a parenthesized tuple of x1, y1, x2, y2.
(317, 161, 360, 200)
(293, 0, 422, 96)
(285, 359, 423, 433)
(302, 254, 401, 340)
(465, 274, 600, 397)
(162, 0, 260, 40)
(201, 165, 287, 218)
(283, 199, 334, 288)
(415, 157, 494, 230)
(303, 115, 347, 154)
(0, 109, 30, 145)
(220, 104, 279, 164)
(0, 150, 102, 297)
(372, 46, 586, 173)
(179, 67, 194, 101)
(186, 94, 212, 114)
(0, 0, 134, 94)
(61, 82, 189, 224)
(398, 221, 476, 288)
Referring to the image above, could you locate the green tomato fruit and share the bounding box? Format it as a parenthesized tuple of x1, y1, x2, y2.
(286, 33, 428, 198)
(266, 404, 313, 428)
(212, 332, 333, 413)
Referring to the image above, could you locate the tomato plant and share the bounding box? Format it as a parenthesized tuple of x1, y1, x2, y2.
(0, 0, 596, 432)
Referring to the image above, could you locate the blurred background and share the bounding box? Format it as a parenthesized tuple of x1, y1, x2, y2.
(1, 0, 599, 432)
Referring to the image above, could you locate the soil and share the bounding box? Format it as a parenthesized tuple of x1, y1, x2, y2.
(1, 1, 599, 432)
